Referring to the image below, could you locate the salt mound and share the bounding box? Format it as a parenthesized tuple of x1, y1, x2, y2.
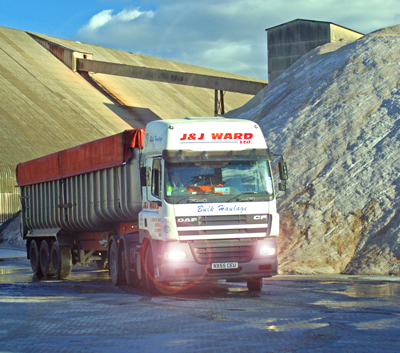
(226, 25, 400, 275)
(0, 213, 24, 249)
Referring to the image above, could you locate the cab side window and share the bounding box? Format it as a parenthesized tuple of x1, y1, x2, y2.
(151, 159, 162, 199)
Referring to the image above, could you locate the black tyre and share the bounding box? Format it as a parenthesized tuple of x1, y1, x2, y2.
(247, 277, 263, 291)
(109, 236, 126, 286)
(40, 239, 54, 277)
(51, 241, 72, 280)
(121, 241, 139, 287)
(143, 244, 181, 296)
(29, 239, 43, 278)
(142, 244, 157, 294)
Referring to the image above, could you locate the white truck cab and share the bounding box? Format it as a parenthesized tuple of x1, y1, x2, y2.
(138, 117, 286, 293)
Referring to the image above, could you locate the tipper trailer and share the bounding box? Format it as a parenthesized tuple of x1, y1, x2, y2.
(16, 118, 288, 294)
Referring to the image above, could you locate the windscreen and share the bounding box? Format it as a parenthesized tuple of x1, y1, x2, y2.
(164, 160, 274, 204)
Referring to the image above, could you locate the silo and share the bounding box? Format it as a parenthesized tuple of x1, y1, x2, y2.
(266, 19, 364, 81)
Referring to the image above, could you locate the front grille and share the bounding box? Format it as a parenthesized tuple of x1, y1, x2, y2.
(176, 214, 270, 237)
(179, 228, 268, 236)
(176, 214, 270, 227)
(189, 239, 256, 264)
(197, 214, 248, 226)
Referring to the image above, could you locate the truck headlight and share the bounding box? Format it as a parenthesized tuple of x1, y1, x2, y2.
(164, 251, 187, 261)
(260, 246, 276, 256)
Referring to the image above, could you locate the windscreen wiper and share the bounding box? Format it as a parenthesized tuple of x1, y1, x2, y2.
(176, 197, 208, 204)
(175, 196, 192, 204)
(187, 198, 208, 203)
(227, 192, 257, 202)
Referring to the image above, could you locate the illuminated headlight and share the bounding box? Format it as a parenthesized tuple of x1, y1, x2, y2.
(164, 251, 187, 261)
(260, 246, 276, 256)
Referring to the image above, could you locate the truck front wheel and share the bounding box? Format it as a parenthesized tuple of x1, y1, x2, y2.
(247, 277, 263, 292)
(143, 245, 181, 296)
(51, 241, 72, 279)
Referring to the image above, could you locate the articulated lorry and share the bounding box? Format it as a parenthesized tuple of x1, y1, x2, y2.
(16, 118, 288, 294)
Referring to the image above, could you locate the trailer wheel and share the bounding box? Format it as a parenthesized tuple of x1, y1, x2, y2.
(40, 239, 54, 277)
(247, 277, 263, 292)
(29, 239, 43, 278)
(109, 237, 126, 286)
(143, 245, 181, 296)
(51, 241, 72, 280)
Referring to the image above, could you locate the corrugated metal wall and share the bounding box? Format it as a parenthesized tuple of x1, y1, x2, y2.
(0, 164, 20, 225)
(267, 21, 331, 82)
(267, 20, 364, 82)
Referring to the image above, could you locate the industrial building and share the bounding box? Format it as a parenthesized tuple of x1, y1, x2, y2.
(0, 26, 267, 225)
(266, 19, 364, 81)
(0, 19, 364, 226)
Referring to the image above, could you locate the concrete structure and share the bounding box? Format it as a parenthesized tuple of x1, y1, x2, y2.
(266, 19, 364, 81)
(76, 59, 266, 95)
(0, 26, 267, 225)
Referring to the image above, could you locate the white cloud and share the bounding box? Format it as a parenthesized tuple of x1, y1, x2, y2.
(75, 0, 400, 80)
(79, 7, 154, 32)
(83, 9, 113, 30)
(203, 42, 252, 62)
(116, 8, 154, 22)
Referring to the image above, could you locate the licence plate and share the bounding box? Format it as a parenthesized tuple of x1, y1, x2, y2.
(211, 262, 238, 270)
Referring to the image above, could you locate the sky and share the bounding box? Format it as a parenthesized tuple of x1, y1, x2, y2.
(1, 0, 400, 80)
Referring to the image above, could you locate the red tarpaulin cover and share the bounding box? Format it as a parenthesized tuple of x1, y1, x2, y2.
(16, 129, 145, 187)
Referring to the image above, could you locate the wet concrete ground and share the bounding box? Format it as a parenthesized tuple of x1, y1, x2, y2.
(1, 258, 400, 353)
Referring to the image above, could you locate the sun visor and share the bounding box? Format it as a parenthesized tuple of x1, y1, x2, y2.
(162, 148, 271, 163)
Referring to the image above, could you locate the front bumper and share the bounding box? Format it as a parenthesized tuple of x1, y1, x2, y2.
(157, 258, 277, 283)
(155, 238, 278, 283)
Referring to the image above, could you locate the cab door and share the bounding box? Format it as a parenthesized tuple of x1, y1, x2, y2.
(146, 157, 163, 204)
(141, 157, 164, 239)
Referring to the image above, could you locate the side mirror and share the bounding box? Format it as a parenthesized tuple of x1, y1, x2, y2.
(278, 182, 287, 192)
(279, 161, 288, 181)
(271, 153, 288, 198)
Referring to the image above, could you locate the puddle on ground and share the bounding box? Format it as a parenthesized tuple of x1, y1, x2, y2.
(164, 339, 197, 347)
(249, 317, 329, 332)
(0, 266, 110, 285)
(67, 270, 110, 282)
(352, 316, 400, 330)
(0, 267, 29, 275)
(342, 282, 400, 298)
(227, 287, 248, 293)
(313, 299, 390, 309)
(0, 295, 80, 303)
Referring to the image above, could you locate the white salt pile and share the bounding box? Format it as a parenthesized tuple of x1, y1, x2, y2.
(227, 25, 400, 275)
